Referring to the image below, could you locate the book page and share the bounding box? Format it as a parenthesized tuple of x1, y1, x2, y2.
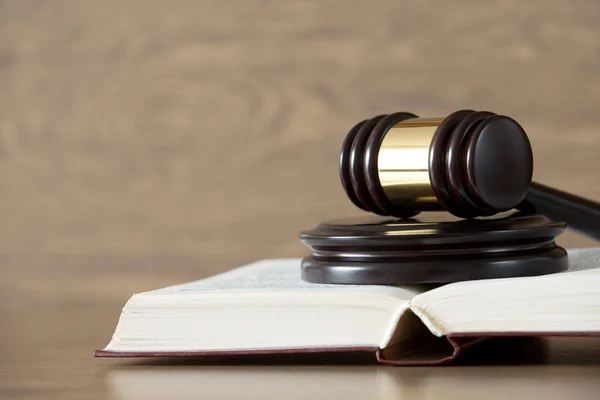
(411, 247, 600, 335)
(140, 258, 424, 300)
(564, 247, 600, 272)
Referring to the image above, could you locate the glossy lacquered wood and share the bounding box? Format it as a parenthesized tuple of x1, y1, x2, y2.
(524, 182, 600, 241)
(338, 109, 600, 244)
(340, 109, 535, 219)
(318, 107, 600, 284)
(300, 212, 567, 284)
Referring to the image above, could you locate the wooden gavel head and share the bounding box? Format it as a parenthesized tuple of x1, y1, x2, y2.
(339, 110, 534, 219)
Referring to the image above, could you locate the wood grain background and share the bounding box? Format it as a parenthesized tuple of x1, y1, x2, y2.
(0, 0, 599, 269)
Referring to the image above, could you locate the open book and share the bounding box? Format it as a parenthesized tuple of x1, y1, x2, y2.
(96, 248, 600, 365)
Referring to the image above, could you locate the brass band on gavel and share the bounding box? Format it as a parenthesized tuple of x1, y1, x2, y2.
(377, 117, 444, 211)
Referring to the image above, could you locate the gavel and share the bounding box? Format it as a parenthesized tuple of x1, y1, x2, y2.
(339, 109, 600, 239)
(299, 109, 600, 285)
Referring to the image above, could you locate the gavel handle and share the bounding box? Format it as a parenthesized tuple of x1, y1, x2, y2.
(519, 181, 600, 241)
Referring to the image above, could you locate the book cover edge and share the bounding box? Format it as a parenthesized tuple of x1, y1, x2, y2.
(94, 331, 600, 365)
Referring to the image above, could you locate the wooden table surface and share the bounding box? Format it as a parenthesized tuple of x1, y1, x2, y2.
(1, 1, 599, 399)
(2, 254, 600, 400)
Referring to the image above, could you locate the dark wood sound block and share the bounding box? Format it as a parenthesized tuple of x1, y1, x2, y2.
(299, 212, 568, 285)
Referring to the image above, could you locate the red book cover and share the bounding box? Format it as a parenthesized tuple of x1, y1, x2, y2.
(94, 332, 600, 365)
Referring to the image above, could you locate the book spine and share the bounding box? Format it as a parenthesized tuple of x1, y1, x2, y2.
(375, 336, 486, 366)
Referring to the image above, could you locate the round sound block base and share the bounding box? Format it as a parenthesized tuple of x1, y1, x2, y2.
(299, 212, 568, 285)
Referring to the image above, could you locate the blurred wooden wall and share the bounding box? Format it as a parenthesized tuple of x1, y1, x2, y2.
(0, 0, 598, 268)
